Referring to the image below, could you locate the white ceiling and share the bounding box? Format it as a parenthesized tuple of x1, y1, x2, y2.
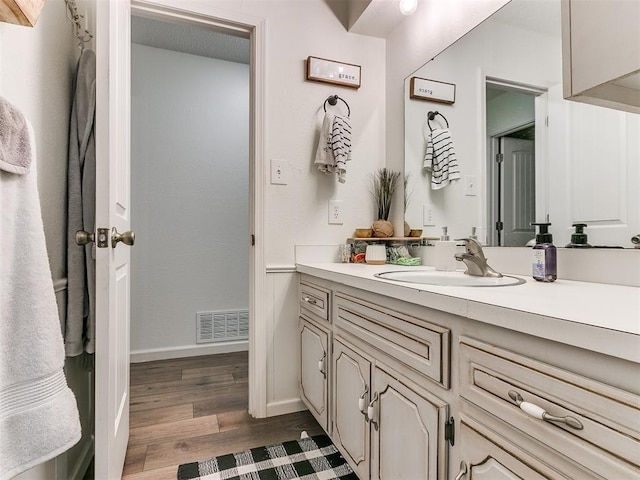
(131, 15, 250, 64)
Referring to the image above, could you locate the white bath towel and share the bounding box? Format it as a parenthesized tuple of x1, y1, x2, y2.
(423, 127, 461, 190)
(314, 113, 351, 184)
(0, 118, 81, 478)
(66, 48, 97, 356)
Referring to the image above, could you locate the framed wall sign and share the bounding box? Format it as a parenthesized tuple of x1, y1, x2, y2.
(409, 77, 456, 104)
(306, 56, 361, 89)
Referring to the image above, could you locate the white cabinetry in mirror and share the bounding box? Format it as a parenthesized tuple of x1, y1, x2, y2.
(561, 0, 640, 114)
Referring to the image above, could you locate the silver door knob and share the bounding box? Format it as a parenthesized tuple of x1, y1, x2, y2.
(75, 230, 95, 246)
(111, 227, 135, 248)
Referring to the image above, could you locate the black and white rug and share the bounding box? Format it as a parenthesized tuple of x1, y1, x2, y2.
(177, 434, 357, 480)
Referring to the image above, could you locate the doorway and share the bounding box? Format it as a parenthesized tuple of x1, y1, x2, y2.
(129, 15, 251, 360)
(486, 81, 545, 247)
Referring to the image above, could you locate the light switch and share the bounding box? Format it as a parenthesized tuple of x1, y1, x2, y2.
(270, 159, 288, 185)
(465, 175, 477, 196)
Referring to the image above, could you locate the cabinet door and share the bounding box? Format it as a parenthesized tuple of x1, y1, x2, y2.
(299, 319, 329, 430)
(332, 339, 371, 480)
(457, 421, 568, 480)
(370, 367, 448, 480)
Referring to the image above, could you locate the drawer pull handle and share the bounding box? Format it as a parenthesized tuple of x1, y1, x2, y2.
(303, 296, 318, 305)
(367, 391, 379, 431)
(358, 384, 369, 415)
(318, 352, 326, 378)
(508, 390, 584, 430)
(454, 461, 468, 480)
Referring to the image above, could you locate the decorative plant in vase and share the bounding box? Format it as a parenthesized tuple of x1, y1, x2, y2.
(371, 168, 401, 238)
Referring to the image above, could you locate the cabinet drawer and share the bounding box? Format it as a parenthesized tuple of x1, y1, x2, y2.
(459, 337, 640, 478)
(299, 281, 330, 324)
(335, 292, 450, 388)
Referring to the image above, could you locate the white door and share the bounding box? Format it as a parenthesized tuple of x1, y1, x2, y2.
(94, 0, 132, 478)
(502, 137, 535, 247)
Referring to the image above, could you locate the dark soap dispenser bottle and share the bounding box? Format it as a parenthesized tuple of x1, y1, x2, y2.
(531, 222, 557, 282)
(566, 223, 592, 248)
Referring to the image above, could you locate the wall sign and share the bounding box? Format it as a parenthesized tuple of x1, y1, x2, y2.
(306, 56, 361, 89)
(409, 77, 456, 104)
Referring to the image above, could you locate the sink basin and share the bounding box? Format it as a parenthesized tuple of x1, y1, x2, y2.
(375, 270, 526, 287)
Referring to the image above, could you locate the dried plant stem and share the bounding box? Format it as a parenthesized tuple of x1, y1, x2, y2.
(371, 168, 401, 221)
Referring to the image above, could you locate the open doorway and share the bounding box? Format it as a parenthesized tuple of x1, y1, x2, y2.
(486, 81, 545, 246)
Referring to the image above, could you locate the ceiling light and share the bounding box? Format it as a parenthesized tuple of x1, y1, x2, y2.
(399, 0, 418, 15)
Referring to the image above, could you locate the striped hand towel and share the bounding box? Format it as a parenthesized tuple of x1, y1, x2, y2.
(331, 114, 351, 184)
(423, 128, 460, 190)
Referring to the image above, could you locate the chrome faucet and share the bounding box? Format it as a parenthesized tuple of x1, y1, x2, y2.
(454, 238, 503, 278)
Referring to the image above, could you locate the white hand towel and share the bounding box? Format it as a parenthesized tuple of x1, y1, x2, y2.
(423, 127, 461, 190)
(314, 113, 336, 173)
(0, 119, 81, 479)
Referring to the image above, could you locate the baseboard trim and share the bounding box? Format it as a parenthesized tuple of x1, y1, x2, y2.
(131, 341, 248, 363)
(266, 398, 306, 417)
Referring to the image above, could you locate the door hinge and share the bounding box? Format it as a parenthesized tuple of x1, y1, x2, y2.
(251, 234, 255, 246)
(496, 153, 504, 163)
(496, 221, 504, 232)
(445, 416, 455, 446)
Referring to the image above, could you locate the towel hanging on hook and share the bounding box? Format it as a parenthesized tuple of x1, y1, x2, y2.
(324, 95, 350, 117)
(427, 111, 449, 132)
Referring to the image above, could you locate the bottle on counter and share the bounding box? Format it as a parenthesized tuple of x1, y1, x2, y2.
(531, 222, 557, 282)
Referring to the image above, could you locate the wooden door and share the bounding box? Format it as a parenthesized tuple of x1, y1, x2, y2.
(94, 0, 132, 478)
(299, 320, 329, 430)
(332, 339, 371, 480)
(370, 367, 448, 480)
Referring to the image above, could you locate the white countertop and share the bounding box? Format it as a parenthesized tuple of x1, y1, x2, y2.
(296, 263, 640, 363)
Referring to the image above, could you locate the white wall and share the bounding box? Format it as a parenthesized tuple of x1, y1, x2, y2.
(0, 1, 95, 479)
(130, 44, 249, 355)
(402, 7, 561, 241)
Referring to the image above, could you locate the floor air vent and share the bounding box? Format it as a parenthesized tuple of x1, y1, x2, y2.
(197, 309, 249, 344)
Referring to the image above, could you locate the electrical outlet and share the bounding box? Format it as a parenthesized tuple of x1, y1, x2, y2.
(423, 204, 435, 226)
(329, 200, 343, 224)
(465, 175, 477, 196)
(270, 159, 288, 185)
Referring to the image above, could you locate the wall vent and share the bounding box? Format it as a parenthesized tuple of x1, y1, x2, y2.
(196, 309, 249, 344)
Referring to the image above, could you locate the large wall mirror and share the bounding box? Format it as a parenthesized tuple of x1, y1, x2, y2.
(404, 0, 639, 248)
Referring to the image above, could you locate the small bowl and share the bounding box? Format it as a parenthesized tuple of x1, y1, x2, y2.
(355, 228, 373, 238)
(409, 229, 423, 237)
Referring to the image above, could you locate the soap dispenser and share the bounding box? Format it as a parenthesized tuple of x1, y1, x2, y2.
(566, 223, 592, 248)
(434, 226, 458, 271)
(531, 222, 557, 282)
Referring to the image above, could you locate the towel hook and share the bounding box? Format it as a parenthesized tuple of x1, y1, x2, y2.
(427, 111, 449, 131)
(324, 95, 351, 117)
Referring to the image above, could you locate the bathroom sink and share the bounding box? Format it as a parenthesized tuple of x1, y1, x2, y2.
(374, 270, 526, 287)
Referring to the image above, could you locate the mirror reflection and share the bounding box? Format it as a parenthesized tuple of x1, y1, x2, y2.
(404, 0, 639, 248)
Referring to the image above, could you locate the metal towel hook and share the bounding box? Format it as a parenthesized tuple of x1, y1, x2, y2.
(323, 95, 351, 117)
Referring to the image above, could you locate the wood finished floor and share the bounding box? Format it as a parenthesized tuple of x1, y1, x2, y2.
(119, 351, 323, 479)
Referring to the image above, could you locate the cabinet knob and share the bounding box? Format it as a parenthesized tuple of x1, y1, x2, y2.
(303, 296, 318, 305)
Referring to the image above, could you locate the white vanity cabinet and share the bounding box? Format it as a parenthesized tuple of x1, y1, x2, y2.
(298, 280, 331, 431)
(297, 271, 640, 479)
(561, 0, 640, 113)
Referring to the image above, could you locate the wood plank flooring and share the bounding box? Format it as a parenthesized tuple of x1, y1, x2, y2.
(114, 351, 322, 479)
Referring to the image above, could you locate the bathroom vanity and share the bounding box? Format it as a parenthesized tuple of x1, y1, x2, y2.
(297, 263, 640, 479)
